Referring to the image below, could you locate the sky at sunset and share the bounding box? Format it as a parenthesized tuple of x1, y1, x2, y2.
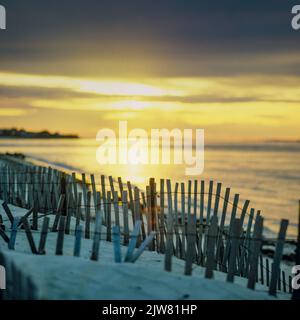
(0, 0, 299, 141)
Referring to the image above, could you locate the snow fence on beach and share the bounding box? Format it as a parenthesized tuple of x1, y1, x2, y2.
(0, 154, 296, 299)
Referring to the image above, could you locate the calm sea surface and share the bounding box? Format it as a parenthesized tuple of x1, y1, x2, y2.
(0, 138, 299, 237)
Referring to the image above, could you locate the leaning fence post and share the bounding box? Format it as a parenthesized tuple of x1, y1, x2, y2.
(131, 232, 156, 263)
(22, 218, 38, 254)
(2, 202, 14, 227)
(269, 219, 289, 296)
(124, 220, 142, 262)
(0, 225, 9, 243)
(51, 195, 65, 232)
(8, 218, 19, 250)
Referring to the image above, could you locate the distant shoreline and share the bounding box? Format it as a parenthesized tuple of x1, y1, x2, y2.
(0, 136, 80, 139)
(0, 129, 79, 139)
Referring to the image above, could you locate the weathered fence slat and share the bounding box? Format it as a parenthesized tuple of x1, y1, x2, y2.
(38, 217, 50, 254)
(32, 192, 39, 230)
(259, 255, 264, 285)
(71, 172, 78, 204)
(2, 202, 14, 226)
(149, 178, 157, 250)
(75, 192, 82, 227)
(269, 219, 289, 296)
(74, 224, 83, 257)
(186, 180, 192, 224)
(90, 174, 97, 208)
(134, 187, 143, 246)
(118, 177, 124, 198)
(266, 258, 270, 286)
(180, 182, 186, 259)
(109, 176, 115, 197)
(131, 232, 156, 263)
(127, 181, 135, 222)
(101, 175, 107, 224)
(222, 193, 239, 271)
(85, 191, 91, 239)
(247, 216, 263, 290)
(185, 197, 197, 276)
(55, 216, 66, 255)
(205, 215, 219, 279)
(159, 179, 166, 254)
(146, 186, 152, 247)
(213, 182, 222, 217)
(216, 187, 230, 266)
(174, 182, 180, 257)
(289, 275, 293, 294)
(124, 220, 142, 262)
(91, 193, 103, 261)
(113, 191, 120, 227)
(240, 200, 250, 228)
(22, 218, 38, 254)
(238, 207, 254, 276)
(18, 208, 33, 228)
(106, 191, 112, 242)
(197, 181, 205, 264)
(113, 226, 122, 263)
(227, 219, 242, 282)
(165, 179, 174, 272)
(8, 218, 19, 250)
(0, 225, 9, 243)
(206, 181, 214, 223)
(51, 195, 65, 232)
(122, 191, 130, 245)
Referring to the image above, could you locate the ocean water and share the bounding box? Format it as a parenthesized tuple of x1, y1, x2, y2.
(0, 138, 299, 237)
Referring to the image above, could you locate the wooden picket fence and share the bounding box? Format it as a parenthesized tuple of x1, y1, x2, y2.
(0, 154, 297, 299)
